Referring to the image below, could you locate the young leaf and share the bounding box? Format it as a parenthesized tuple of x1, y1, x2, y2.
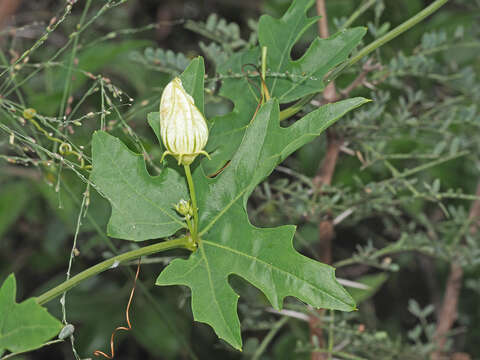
(156, 98, 368, 349)
(0, 274, 62, 355)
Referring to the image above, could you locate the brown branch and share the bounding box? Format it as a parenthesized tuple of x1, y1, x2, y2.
(315, 0, 330, 38)
(313, 133, 342, 189)
(309, 2, 384, 358)
(431, 182, 480, 360)
(339, 58, 382, 98)
(0, 0, 22, 29)
(316, 0, 337, 104)
(310, 1, 339, 360)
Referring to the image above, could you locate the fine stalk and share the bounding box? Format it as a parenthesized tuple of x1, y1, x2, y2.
(184, 164, 200, 242)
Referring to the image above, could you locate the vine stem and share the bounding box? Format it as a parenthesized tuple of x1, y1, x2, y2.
(184, 164, 199, 240)
(36, 236, 193, 305)
(327, 0, 450, 82)
(340, 0, 376, 30)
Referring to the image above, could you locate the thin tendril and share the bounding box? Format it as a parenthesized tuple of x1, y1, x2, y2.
(93, 258, 141, 359)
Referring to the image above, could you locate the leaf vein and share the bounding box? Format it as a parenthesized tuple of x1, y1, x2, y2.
(203, 240, 350, 307)
(99, 135, 185, 227)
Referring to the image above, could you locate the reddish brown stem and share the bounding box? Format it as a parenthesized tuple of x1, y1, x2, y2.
(316, 0, 330, 38)
(0, 0, 22, 29)
(432, 182, 480, 360)
(309, 1, 340, 359)
(313, 133, 342, 189)
(339, 59, 382, 98)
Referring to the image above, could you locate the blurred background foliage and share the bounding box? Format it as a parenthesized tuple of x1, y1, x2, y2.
(0, 0, 479, 359)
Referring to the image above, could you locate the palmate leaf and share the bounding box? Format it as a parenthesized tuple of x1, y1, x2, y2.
(202, 0, 366, 174)
(90, 132, 188, 241)
(258, 0, 366, 102)
(156, 98, 368, 349)
(0, 274, 62, 356)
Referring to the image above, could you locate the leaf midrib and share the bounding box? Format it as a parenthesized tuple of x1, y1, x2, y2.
(200, 99, 366, 240)
(199, 244, 237, 341)
(199, 188, 247, 236)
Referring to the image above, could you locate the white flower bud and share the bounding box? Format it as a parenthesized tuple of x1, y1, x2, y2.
(159, 77, 210, 165)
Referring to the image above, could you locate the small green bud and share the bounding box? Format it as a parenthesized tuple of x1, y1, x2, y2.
(175, 199, 193, 219)
(159, 77, 210, 165)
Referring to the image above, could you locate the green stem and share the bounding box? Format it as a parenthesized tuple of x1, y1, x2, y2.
(36, 237, 193, 305)
(341, 0, 376, 30)
(279, 0, 450, 121)
(261, 46, 267, 83)
(261, 46, 270, 102)
(252, 317, 288, 360)
(327, 310, 335, 360)
(351, 0, 448, 66)
(185, 216, 194, 236)
(327, 0, 450, 82)
(184, 164, 199, 240)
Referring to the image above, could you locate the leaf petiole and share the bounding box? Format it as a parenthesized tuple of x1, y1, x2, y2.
(184, 164, 200, 243)
(185, 216, 194, 236)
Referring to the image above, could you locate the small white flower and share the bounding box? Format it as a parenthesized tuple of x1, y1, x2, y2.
(159, 77, 210, 165)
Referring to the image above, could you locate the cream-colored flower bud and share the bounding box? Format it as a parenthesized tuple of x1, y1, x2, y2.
(159, 77, 210, 165)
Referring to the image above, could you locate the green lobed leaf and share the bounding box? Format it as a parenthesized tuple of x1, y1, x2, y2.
(90, 132, 188, 241)
(258, 0, 366, 102)
(91, 57, 205, 241)
(92, 57, 206, 242)
(0, 274, 62, 355)
(156, 97, 368, 349)
(202, 47, 260, 174)
(202, 0, 366, 174)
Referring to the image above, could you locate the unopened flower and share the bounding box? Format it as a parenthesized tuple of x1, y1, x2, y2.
(159, 77, 210, 165)
(174, 199, 193, 219)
